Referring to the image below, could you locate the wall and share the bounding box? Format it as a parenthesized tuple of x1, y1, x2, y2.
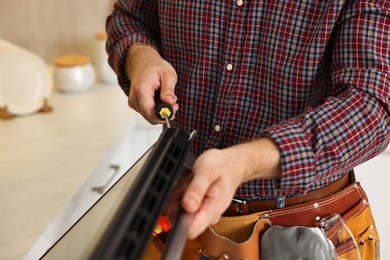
(0, 0, 115, 63)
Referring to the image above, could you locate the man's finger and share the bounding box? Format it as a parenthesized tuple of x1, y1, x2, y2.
(160, 68, 177, 106)
(187, 195, 224, 239)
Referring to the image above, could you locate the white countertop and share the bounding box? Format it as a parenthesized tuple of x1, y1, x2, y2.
(0, 84, 136, 260)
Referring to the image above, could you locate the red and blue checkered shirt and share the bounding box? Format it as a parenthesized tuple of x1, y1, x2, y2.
(106, 0, 390, 199)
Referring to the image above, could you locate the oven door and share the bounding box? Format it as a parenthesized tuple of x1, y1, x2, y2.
(39, 127, 195, 260)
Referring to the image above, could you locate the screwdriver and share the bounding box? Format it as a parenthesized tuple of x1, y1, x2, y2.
(154, 90, 174, 128)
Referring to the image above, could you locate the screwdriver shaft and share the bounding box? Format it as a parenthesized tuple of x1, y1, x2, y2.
(163, 112, 171, 128)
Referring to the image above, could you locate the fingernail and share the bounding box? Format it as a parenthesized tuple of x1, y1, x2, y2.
(165, 94, 177, 103)
(185, 197, 198, 212)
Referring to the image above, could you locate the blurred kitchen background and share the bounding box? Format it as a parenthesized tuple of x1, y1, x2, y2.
(0, 0, 115, 63)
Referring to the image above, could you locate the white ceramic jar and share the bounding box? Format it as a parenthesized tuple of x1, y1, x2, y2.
(54, 54, 96, 93)
(94, 32, 117, 84)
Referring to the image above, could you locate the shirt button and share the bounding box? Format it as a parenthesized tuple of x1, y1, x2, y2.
(214, 124, 221, 132)
(226, 63, 233, 71)
(237, 0, 243, 6)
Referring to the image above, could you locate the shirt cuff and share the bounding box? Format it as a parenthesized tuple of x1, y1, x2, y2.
(262, 119, 317, 195)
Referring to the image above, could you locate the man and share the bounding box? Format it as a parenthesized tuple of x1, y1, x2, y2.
(106, 0, 389, 259)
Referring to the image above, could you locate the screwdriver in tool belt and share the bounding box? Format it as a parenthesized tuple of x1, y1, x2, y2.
(154, 90, 174, 128)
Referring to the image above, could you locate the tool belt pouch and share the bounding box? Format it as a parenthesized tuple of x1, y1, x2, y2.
(197, 213, 271, 260)
(197, 182, 380, 260)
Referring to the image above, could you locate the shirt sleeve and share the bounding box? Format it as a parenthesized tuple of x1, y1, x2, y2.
(262, 0, 390, 195)
(106, 0, 160, 95)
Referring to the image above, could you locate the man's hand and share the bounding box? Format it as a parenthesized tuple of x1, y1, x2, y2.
(181, 138, 281, 239)
(125, 44, 179, 124)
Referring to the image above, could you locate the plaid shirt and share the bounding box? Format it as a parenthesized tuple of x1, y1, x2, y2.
(107, 0, 390, 199)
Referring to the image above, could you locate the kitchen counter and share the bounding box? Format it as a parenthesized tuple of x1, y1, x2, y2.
(0, 84, 149, 260)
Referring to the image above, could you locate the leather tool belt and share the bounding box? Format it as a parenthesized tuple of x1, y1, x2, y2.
(195, 172, 379, 260)
(223, 171, 352, 216)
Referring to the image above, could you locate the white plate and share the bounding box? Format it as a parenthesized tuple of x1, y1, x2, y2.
(0, 49, 52, 115)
